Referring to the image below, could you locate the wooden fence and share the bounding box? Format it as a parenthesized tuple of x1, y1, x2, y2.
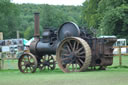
(0, 52, 19, 69)
(113, 46, 128, 66)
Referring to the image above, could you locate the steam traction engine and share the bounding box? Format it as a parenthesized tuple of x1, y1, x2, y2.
(18, 13, 116, 73)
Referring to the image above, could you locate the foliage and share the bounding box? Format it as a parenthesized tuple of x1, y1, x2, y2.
(0, 0, 20, 39)
(24, 26, 34, 39)
(99, 5, 128, 38)
(41, 4, 65, 29)
(82, 0, 101, 29)
(0, 2, 82, 39)
(17, 4, 82, 39)
(82, 0, 128, 39)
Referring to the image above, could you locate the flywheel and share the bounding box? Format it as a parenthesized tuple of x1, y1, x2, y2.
(56, 37, 92, 72)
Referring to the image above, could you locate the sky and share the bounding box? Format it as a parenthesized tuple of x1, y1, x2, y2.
(11, 0, 85, 6)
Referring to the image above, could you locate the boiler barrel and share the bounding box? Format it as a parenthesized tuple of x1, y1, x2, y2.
(36, 41, 57, 55)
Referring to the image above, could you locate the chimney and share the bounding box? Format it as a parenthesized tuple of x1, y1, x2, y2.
(34, 13, 40, 38)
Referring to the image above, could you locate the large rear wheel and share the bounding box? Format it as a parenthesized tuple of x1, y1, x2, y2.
(56, 37, 92, 73)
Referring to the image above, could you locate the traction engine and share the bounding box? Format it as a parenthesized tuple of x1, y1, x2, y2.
(18, 13, 116, 73)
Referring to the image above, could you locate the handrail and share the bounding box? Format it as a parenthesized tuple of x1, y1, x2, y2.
(113, 46, 128, 48)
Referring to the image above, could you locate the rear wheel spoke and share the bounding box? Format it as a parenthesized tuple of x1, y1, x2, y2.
(78, 58, 84, 64)
(77, 56, 85, 58)
(76, 47, 84, 53)
(61, 53, 70, 57)
(61, 48, 69, 53)
(61, 57, 71, 61)
(76, 42, 79, 50)
(68, 41, 73, 51)
(73, 41, 77, 51)
(79, 51, 85, 55)
(66, 44, 72, 53)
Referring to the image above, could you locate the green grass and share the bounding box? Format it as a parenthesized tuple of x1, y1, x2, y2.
(0, 56, 128, 85)
(0, 68, 128, 85)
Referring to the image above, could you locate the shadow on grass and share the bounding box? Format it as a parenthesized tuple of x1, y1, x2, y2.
(35, 68, 64, 74)
(109, 65, 128, 68)
(0, 68, 103, 75)
(1, 65, 128, 74)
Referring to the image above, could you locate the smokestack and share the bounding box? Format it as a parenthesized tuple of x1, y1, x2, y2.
(34, 13, 40, 38)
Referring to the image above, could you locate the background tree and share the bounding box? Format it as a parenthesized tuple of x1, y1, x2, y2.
(82, 0, 101, 29)
(0, 2, 82, 39)
(18, 4, 82, 39)
(0, 0, 20, 39)
(98, 0, 128, 39)
(82, 0, 128, 40)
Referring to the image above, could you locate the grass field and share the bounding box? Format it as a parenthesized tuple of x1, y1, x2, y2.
(0, 56, 128, 85)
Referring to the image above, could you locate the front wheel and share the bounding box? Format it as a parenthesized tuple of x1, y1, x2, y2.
(18, 53, 38, 73)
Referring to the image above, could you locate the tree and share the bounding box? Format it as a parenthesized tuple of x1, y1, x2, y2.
(13, 4, 82, 39)
(40, 4, 67, 29)
(98, 0, 128, 38)
(82, 0, 101, 29)
(0, 0, 20, 39)
(82, 0, 128, 39)
(24, 26, 34, 39)
(99, 5, 128, 38)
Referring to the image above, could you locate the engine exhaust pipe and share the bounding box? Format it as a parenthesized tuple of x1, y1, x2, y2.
(29, 13, 40, 54)
(34, 13, 40, 38)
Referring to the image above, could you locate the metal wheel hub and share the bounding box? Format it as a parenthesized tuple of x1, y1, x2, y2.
(38, 55, 56, 70)
(43, 61, 51, 66)
(71, 54, 77, 62)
